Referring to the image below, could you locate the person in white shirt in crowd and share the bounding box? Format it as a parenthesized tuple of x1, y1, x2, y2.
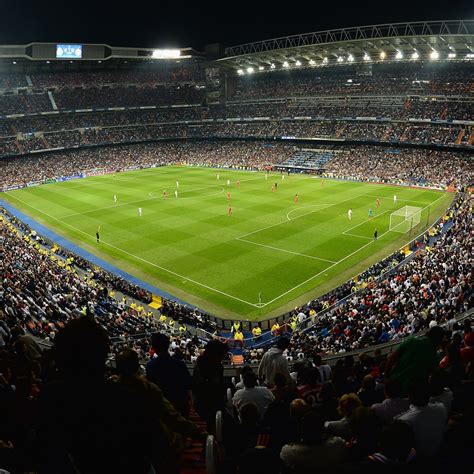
(395, 380, 447, 457)
(232, 371, 274, 421)
(312, 354, 332, 384)
(258, 337, 292, 387)
(371, 378, 410, 423)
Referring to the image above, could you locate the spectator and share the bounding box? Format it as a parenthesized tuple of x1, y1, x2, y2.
(396, 380, 448, 457)
(371, 378, 410, 423)
(146, 332, 192, 416)
(325, 392, 362, 440)
(357, 375, 385, 407)
(313, 353, 332, 383)
(258, 337, 292, 386)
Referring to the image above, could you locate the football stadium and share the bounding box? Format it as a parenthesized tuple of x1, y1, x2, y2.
(0, 18, 473, 474)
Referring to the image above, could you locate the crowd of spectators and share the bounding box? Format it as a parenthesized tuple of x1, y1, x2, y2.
(325, 147, 474, 188)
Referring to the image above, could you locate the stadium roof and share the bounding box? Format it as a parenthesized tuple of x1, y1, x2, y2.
(217, 20, 474, 72)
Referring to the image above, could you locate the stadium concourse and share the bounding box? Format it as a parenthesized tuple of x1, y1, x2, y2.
(1, 24, 474, 473)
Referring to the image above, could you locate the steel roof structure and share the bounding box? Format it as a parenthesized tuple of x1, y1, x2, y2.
(218, 20, 474, 72)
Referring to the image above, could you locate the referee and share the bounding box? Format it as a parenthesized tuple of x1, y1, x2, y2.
(96, 230, 100, 243)
(374, 228, 378, 241)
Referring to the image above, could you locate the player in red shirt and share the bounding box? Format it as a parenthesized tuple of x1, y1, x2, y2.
(227, 191, 231, 200)
(228, 205, 232, 215)
(163, 190, 168, 198)
(236, 180, 240, 188)
(271, 185, 275, 193)
(376, 197, 381, 208)
(294, 194, 299, 203)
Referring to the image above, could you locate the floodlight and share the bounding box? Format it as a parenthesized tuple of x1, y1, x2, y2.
(283, 61, 289, 67)
(448, 53, 456, 58)
(337, 56, 343, 62)
(309, 59, 316, 65)
(347, 54, 354, 62)
(237, 69, 244, 75)
(270, 63, 276, 69)
(247, 67, 254, 73)
(380, 51, 386, 59)
(295, 60, 301, 66)
(430, 50, 439, 60)
(322, 57, 328, 63)
(258, 66, 264, 70)
(363, 53, 370, 61)
(395, 51, 403, 59)
(411, 51, 419, 60)
(152, 49, 181, 59)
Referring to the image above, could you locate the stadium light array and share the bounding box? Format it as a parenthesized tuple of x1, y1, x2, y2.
(309, 59, 316, 65)
(295, 60, 301, 66)
(430, 50, 439, 60)
(237, 69, 244, 75)
(152, 49, 181, 59)
(380, 51, 386, 60)
(337, 56, 343, 62)
(283, 61, 289, 67)
(411, 51, 419, 60)
(246, 67, 254, 73)
(270, 63, 276, 69)
(347, 54, 354, 62)
(258, 66, 264, 71)
(448, 52, 457, 59)
(466, 53, 474, 58)
(363, 53, 370, 61)
(395, 51, 403, 59)
(322, 57, 328, 64)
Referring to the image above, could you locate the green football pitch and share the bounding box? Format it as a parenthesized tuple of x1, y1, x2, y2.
(2, 166, 453, 320)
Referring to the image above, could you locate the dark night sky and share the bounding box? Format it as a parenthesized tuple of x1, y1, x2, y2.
(0, 0, 472, 51)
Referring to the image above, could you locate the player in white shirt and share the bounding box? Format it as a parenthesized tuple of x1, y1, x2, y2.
(176, 181, 179, 189)
(174, 190, 178, 198)
(227, 179, 230, 186)
(394, 195, 398, 204)
(216, 173, 220, 180)
(138, 207, 142, 217)
(282, 174, 285, 180)
(114, 195, 117, 203)
(348, 208, 353, 220)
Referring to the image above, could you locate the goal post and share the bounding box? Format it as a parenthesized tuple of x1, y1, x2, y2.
(389, 206, 422, 233)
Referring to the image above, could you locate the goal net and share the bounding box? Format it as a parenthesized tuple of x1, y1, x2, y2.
(389, 206, 422, 233)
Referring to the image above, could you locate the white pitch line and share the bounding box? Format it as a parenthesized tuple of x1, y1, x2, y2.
(4, 192, 260, 308)
(343, 233, 373, 240)
(236, 237, 337, 263)
(236, 192, 362, 240)
(286, 204, 328, 221)
(259, 193, 447, 307)
(361, 194, 430, 205)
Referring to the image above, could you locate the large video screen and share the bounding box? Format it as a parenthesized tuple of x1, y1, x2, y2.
(56, 44, 83, 59)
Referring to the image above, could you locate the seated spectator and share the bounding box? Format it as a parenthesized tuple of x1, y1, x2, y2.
(280, 412, 345, 473)
(146, 332, 192, 417)
(429, 369, 454, 413)
(35, 316, 157, 474)
(235, 365, 254, 390)
(313, 353, 332, 383)
(232, 371, 275, 421)
(270, 372, 299, 404)
(325, 392, 362, 440)
(345, 406, 381, 462)
(357, 375, 385, 407)
(297, 366, 322, 407)
(113, 348, 205, 472)
(313, 381, 340, 423)
(396, 380, 448, 458)
(371, 378, 410, 423)
(343, 420, 418, 473)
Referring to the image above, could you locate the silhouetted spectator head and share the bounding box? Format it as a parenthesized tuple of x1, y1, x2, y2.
(53, 316, 110, 377)
(384, 378, 403, 399)
(243, 371, 258, 389)
(151, 332, 170, 353)
(361, 374, 376, 391)
(203, 339, 228, 362)
(337, 393, 362, 418)
(289, 398, 310, 418)
(274, 372, 288, 389)
(313, 353, 322, 366)
(427, 326, 445, 347)
(379, 421, 415, 462)
(276, 337, 290, 351)
(408, 380, 430, 407)
(301, 367, 320, 386)
(116, 348, 139, 377)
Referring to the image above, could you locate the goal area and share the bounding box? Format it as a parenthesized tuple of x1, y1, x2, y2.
(389, 206, 422, 233)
